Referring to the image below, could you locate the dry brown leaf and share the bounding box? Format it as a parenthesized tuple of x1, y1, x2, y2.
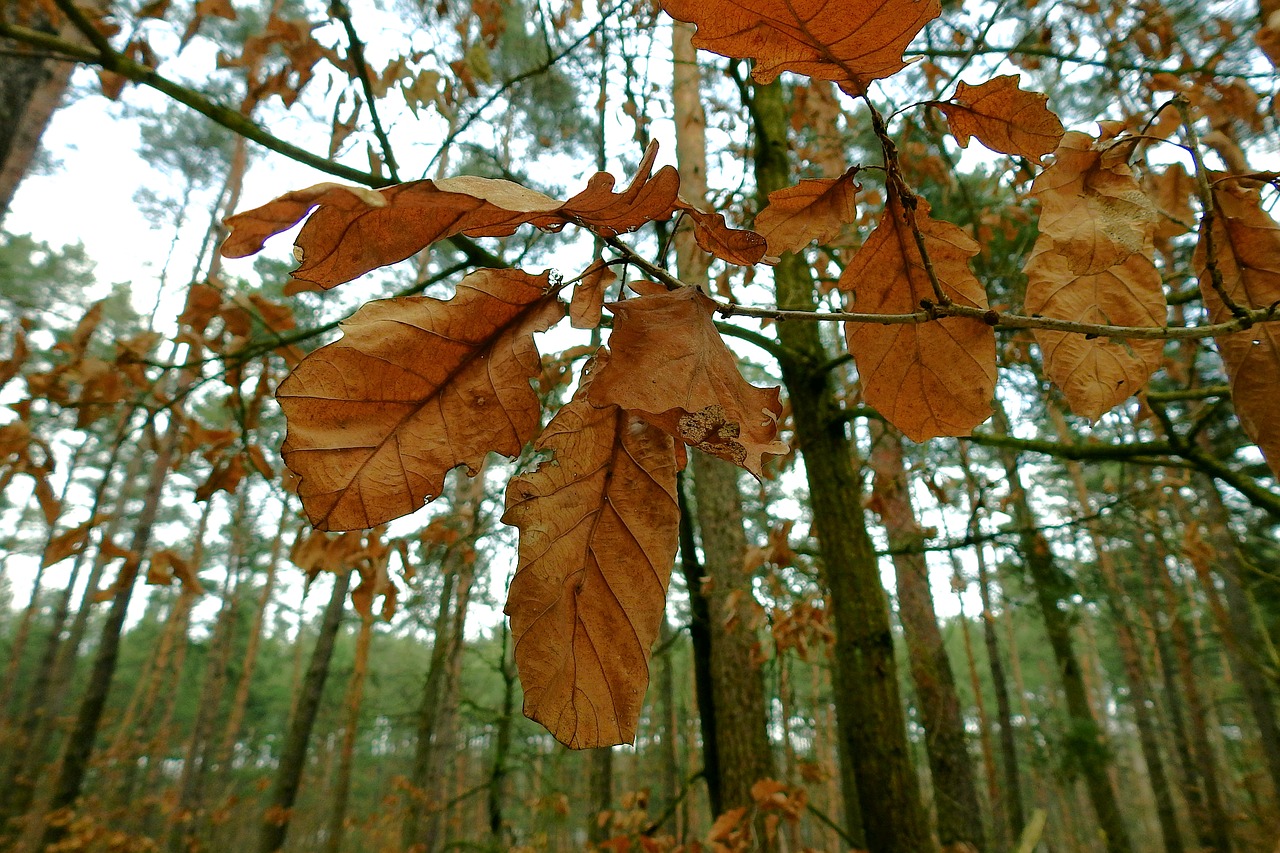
(586, 287, 786, 477)
(1024, 132, 1165, 419)
(753, 169, 859, 256)
(570, 260, 617, 329)
(674, 200, 770, 265)
(1195, 179, 1280, 477)
(147, 549, 205, 594)
(839, 193, 995, 441)
(660, 0, 941, 93)
(1033, 132, 1157, 276)
(222, 142, 764, 289)
(503, 352, 679, 748)
(278, 269, 563, 530)
(43, 519, 96, 568)
(935, 75, 1065, 164)
(1024, 247, 1164, 420)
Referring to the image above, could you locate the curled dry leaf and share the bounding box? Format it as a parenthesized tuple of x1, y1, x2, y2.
(222, 141, 765, 290)
(935, 75, 1065, 164)
(674, 200, 770, 265)
(503, 352, 679, 748)
(660, 0, 941, 93)
(1033, 132, 1157, 276)
(277, 269, 564, 531)
(586, 287, 786, 478)
(146, 549, 205, 595)
(570, 259, 617, 330)
(1195, 179, 1280, 477)
(1024, 132, 1164, 420)
(839, 193, 995, 441)
(753, 168, 859, 256)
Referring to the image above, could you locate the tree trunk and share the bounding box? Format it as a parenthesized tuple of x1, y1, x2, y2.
(989, 408, 1133, 853)
(672, 22, 777, 820)
(868, 422, 986, 852)
(165, 493, 245, 853)
(39, 388, 187, 850)
(257, 568, 351, 853)
(1048, 411, 1184, 853)
(587, 746, 614, 845)
(675, 471, 721, 815)
(751, 76, 923, 853)
(322, 604, 374, 853)
(487, 623, 516, 847)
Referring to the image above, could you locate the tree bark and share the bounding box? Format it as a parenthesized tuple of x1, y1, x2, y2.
(256, 568, 351, 853)
(322, 602, 374, 853)
(868, 422, 986, 852)
(750, 76, 924, 853)
(989, 408, 1133, 853)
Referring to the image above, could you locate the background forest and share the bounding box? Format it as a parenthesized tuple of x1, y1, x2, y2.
(1, 0, 1280, 852)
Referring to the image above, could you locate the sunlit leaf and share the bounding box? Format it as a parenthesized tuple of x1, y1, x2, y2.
(754, 169, 859, 256)
(935, 75, 1064, 164)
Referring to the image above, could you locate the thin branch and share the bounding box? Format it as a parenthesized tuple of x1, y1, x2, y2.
(328, 0, 399, 182)
(912, 45, 1273, 79)
(1144, 385, 1230, 402)
(0, 17, 502, 269)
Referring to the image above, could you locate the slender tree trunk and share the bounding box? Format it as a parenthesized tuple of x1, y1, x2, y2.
(215, 509, 286, 780)
(165, 494, 245, 853)
(989, 408, 1133, 853)
(37, 389, 189, 849)
(655, 616, 682, 837)
(322, 605, 375, 853)
(257, 568, 352, 853)
(675, 471, 721, 815)
(672, 24, 777, 818)
(403, 568, 456, 849)
(751, 76, 923, 852)
(869, 422, 986, 852)
(1049, 412, 1184, 853)
(487, 623, 516, 847)
(1147, 525, 1236, 852)
(587, 746, 614, 845)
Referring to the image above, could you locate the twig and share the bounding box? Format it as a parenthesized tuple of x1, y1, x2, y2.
(1175, 94, 1248, 320)
(328, 0, 399, 181)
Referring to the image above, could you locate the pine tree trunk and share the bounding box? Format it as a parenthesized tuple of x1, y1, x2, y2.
(675, 471, 722, 815)
(671, 25, 777, 817)
(0, 414, 146, 831)
(257, 568, 351, 853)
(486, 623, 516, 846)
(869, 422, 986, 852)
(36, 391, 187, 849)
(989, 409, 1133, 853)
(587, 746, 614, 845)
(654, 616, 682, 837)
(1049, 414, 1184, 853)
(165, 495, 245, 853)
(322, 605, 374, 853)
(750, 76, 924, 853)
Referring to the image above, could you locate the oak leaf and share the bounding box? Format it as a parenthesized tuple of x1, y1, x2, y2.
(586, 287, 786, 477)
(753, 169, 859, 256)
(660, 0, 941, 93)
(503, 352, 679, 748)
(935, 75, 1064, 164)
(277, 269, 564, 530)
(1195, 179, 1280, 477)
(221, 142, 765, 290)
(570, 260, 617, 330)
(838, 192, 995, 441)
(1032, 132, 1157, 276)
(147, 549, 205, 594)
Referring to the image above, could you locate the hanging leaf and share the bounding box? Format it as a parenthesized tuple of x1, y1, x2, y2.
(42, 519, 98, 568)
(1195, 179, 1280, 477)
(674, 200, 770, 265)
(753, 169, 860, 256)
(1032, 132, 1157, 276)
(1024, 132, 1164, 419)
(1024, 248, 1165, 420)
(222, 142, 765, 289)
(503, 352, 679, 748)
(839, 192, 995, 441)
(147, 549, 205, 594)
(587, 287, 786, 478)
(934, 75, 1064, 164)
(660, 0, 940, 93)
(277, 269, 563, 530)
(570, 260, 617, 330)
